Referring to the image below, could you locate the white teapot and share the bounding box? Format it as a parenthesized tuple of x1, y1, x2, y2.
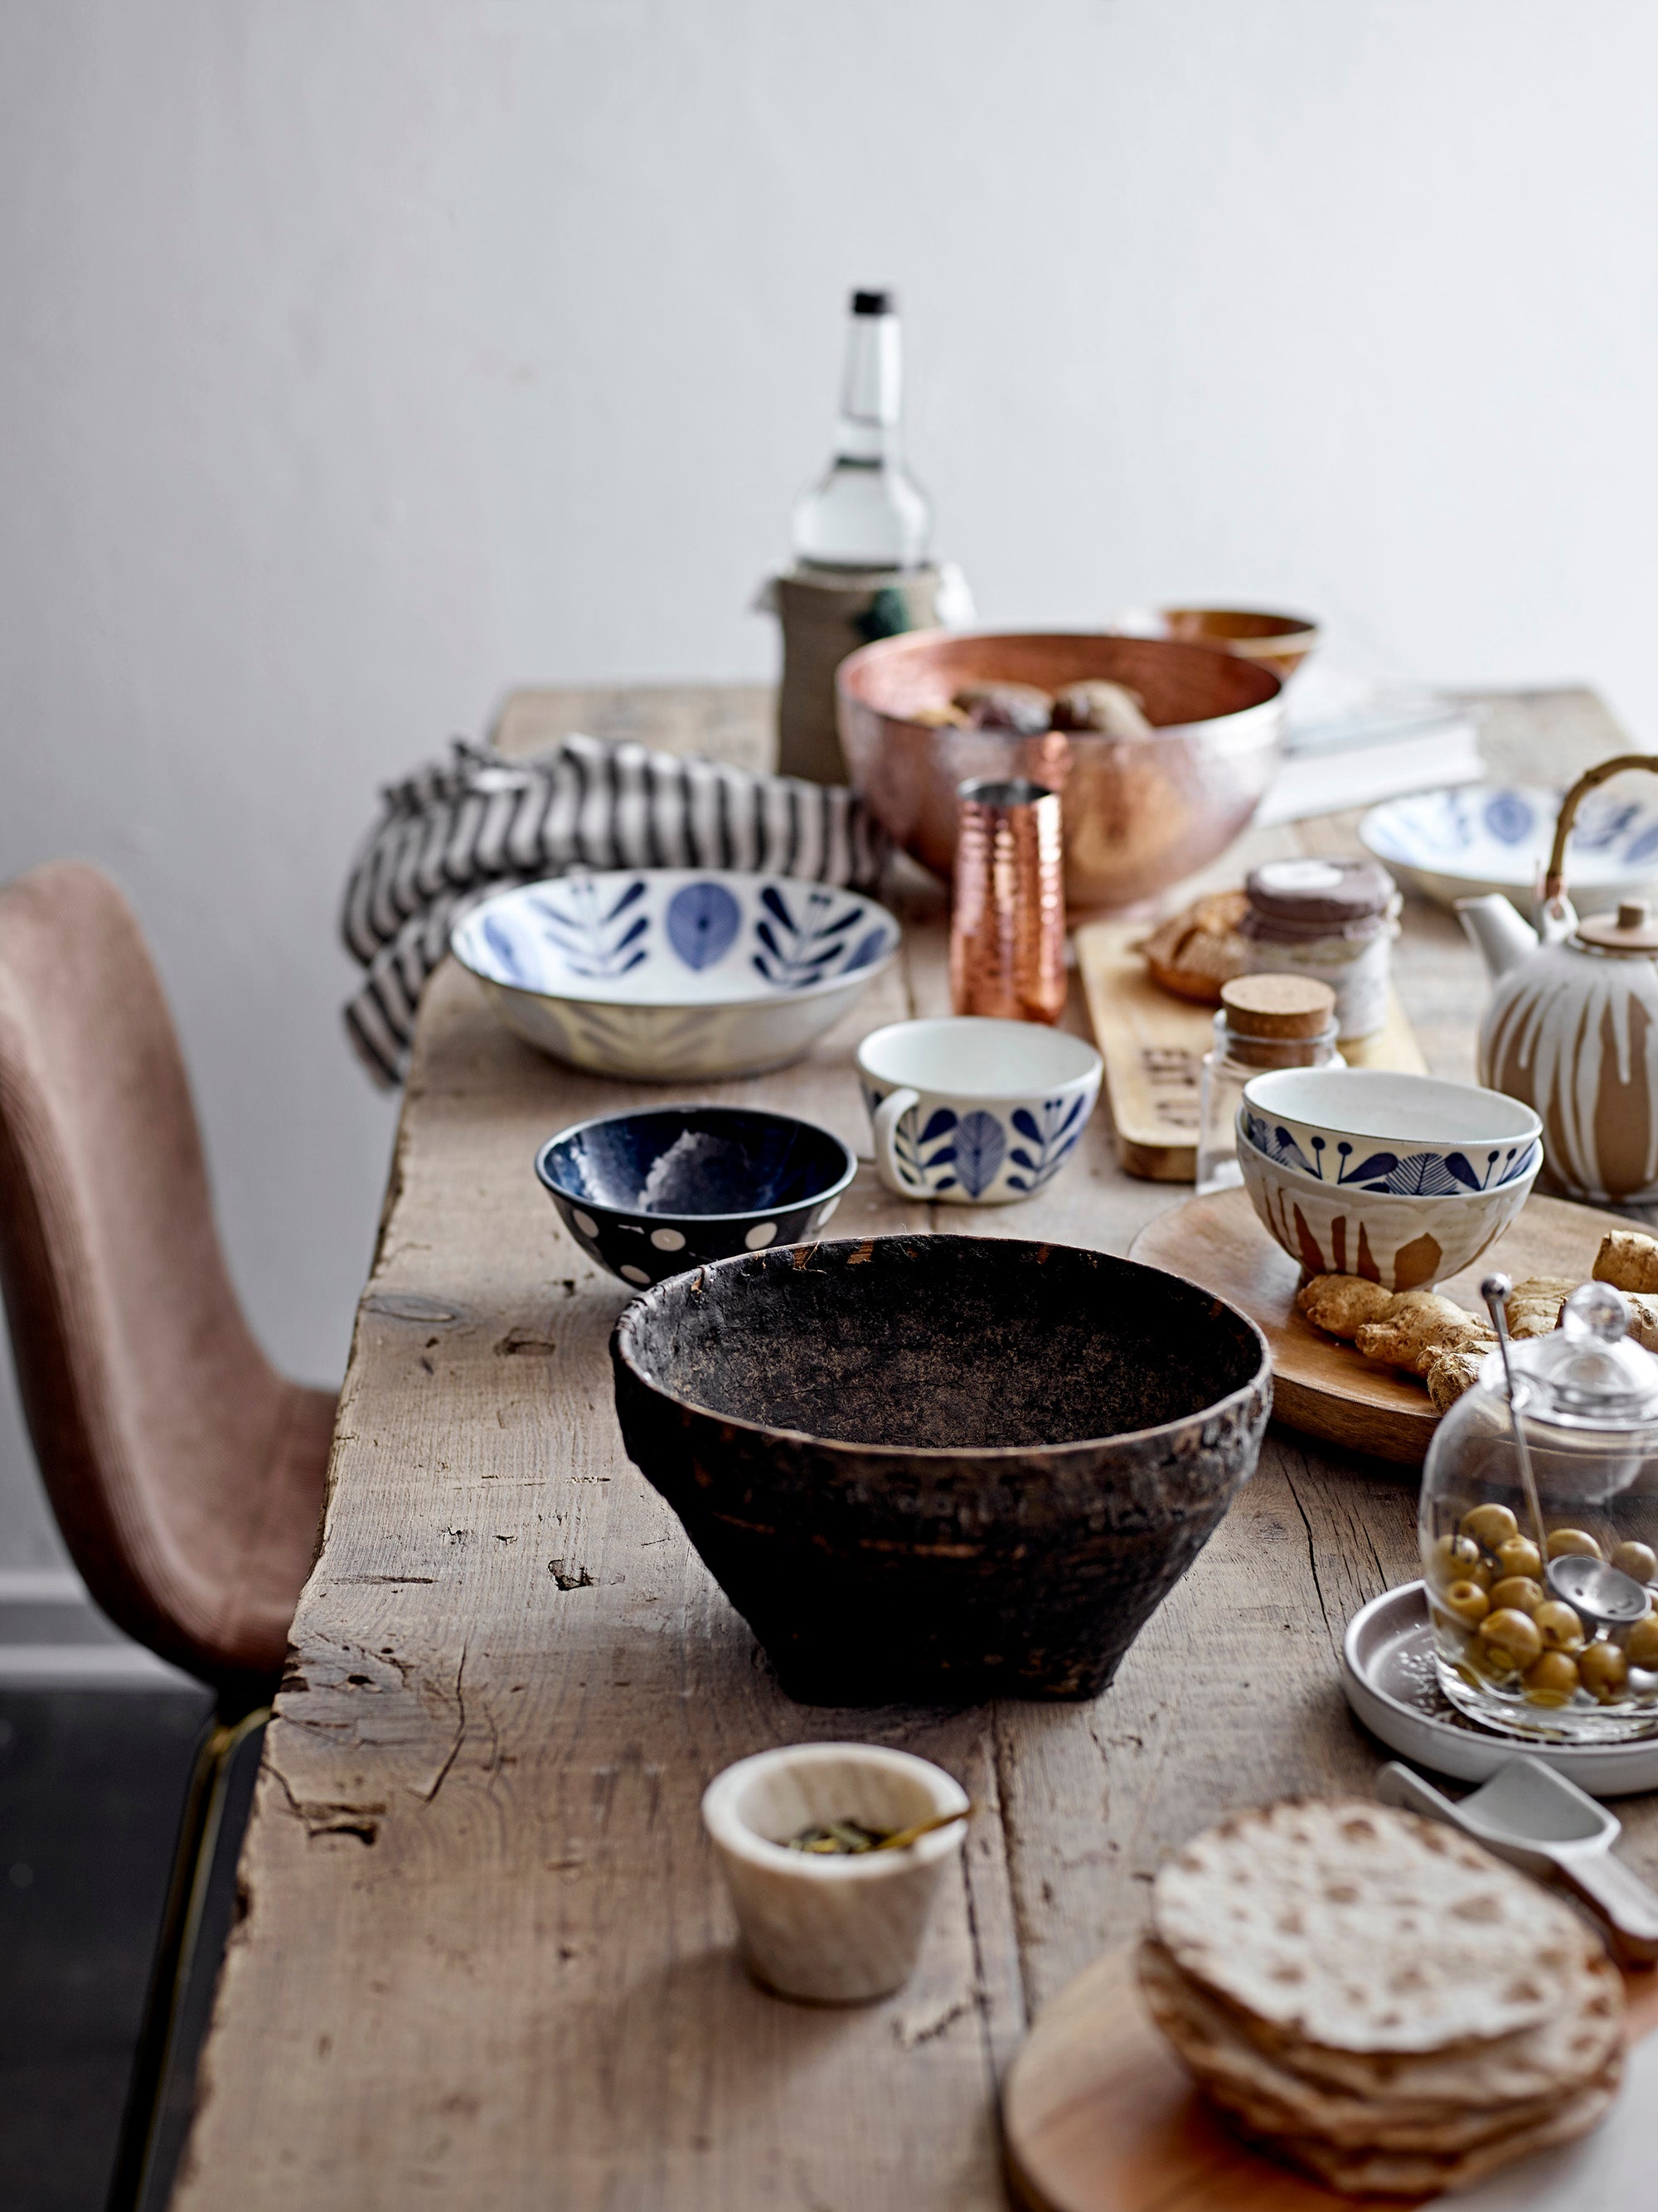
(1458, 754, 1658, 1205)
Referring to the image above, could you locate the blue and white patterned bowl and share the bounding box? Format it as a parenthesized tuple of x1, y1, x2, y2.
(1239, 1067, 1543, 1198)
(1360, 783, 1658, 912)
(1236, 1127, 1538, 1291)
(452, 871, 900, 1080)
(535, 1106, 858, 1288)
(1237, 1107, 1541, 1197)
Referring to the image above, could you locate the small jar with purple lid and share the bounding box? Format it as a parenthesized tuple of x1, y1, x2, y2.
(1239, 858, 1400, 1042)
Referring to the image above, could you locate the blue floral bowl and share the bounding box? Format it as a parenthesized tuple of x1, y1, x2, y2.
(453, 871, 900, 1080)
(1239, 1067, 1542, 1197)
(535, 1106, 858, 1288)
(1360, 783, 1658, 913)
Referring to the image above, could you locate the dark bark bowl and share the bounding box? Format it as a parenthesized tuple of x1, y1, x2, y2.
(609, 1235, 1272, 1704)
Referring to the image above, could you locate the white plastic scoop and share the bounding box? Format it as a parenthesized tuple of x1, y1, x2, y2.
(1379, 1755, 1658, 1962)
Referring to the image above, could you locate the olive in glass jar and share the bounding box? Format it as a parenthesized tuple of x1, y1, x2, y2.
(1480, 1609, 1544, 1671)
(1462, 1504, 1519, 1549)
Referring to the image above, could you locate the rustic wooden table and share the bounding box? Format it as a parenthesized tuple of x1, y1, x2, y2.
(174, 685, 1657, 2212)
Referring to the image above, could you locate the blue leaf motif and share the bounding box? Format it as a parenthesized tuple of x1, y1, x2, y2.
(667, 881, 740, 970)
(847, 927, 888, 972)
(1011, 1108, 1042, 1144)
(530, 878, 653, 978)
(919, 1108, 958, 1143)
(1338, 1151, 1400, 1186)
(1626, 825, 1658, 866)
(1010, 1149, 1036, 1170)
(482, 914, 526, 984)
(954, 1112, 1006, 1199)
(752, 886, 878, 988)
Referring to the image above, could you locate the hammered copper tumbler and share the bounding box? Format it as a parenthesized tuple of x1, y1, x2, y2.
(950, 778, 1066, 1023)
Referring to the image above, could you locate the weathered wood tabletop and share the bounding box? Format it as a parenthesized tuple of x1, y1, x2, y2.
(173, 684, 1657, 2210)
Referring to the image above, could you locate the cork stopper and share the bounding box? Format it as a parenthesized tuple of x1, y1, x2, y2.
(1220, 973, 1338, 1040)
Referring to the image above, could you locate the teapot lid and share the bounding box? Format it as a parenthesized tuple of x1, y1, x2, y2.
(1575, 899, 1658, 954)
(1501, 1281, 1658, 1427)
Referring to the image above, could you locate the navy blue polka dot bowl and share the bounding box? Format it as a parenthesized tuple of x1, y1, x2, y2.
(534, 1107, 859, 1288)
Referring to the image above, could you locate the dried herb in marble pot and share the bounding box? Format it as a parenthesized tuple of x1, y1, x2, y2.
(608, 1235, 1271, 1704)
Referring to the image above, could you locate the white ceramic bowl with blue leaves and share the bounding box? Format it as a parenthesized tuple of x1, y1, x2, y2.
(856, 1016, 1102, 1205)
(1239, 1067, 1542, 1197)
(451, 871, 900, 1080)
(1360, 783, 1658, 912)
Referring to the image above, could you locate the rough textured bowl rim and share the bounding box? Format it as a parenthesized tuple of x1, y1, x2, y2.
(1240, 1066, 1543, 1150)
(1234, 1115, 1543, 1201)
(534, 1107, 858, 1226)
(612, 1235, 1272, 1464)
(451, 871, 902, 1012)
(701, 1744, 969, 1879)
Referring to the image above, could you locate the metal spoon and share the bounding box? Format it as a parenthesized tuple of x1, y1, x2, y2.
(1379, 1756, 1658, 1961)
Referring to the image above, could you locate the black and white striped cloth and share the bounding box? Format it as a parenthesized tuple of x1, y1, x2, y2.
(340, 731, 891, 1085)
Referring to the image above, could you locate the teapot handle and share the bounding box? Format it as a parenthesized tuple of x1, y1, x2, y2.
(1544, 753, 1658, 905)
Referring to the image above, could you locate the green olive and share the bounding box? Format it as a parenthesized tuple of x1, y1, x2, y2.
(1462, 1503, 1520, 1549)
(1533, 1600, 1586, 1655)
(1580, 1641, 1631, 1698)
(1523, 1650, 1582, 1703)
(1487, 1575, 1545, 1617)
(1429, 1533, 1491, 1589)
(1547, 1528, 1602, 1562)
(1495, 1535, 1544, 1582)
(1623, 1613, 1658, 1669)
(1480, 1608, 1544, 1671)
(1438, 1580, 1491, 1628)
(1612, 1541, 1658, 1585)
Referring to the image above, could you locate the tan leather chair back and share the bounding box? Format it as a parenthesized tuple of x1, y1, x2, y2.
(0, 862, 332, 1689)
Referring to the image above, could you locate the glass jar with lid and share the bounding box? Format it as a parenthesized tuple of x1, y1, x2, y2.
(1195, 974, 1341, 1196)
(1420, 1280, 1658, 1744)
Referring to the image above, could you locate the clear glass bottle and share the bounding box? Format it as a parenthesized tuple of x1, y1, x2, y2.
(791, 289, 932, 572)
(1421, 1283, 1658, 1745)
(1195, 976, 1342, 1196)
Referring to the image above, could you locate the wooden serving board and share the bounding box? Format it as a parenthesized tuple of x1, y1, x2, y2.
(1076, 918, 1428, 1183)
(1129, 1186, 1628, 1466)
(1002, 1942, 1658, 2212)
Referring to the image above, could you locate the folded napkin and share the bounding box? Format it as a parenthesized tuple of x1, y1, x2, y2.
(340, 730, 891, 1085)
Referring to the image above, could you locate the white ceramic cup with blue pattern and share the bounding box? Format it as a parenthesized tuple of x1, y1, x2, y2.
(856, 1017, 1102, 1205)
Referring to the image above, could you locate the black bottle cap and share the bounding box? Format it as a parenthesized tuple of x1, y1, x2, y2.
(851, 289, 894, 316)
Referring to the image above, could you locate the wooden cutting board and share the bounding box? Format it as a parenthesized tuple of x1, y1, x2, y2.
(1128, 1186, 1629, 1466)
(1075, 918, 1428, 1183)
(1002, 1941, 1658, 2212)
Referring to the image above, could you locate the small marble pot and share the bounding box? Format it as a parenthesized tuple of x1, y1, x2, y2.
(701, 1744, 968, 2004)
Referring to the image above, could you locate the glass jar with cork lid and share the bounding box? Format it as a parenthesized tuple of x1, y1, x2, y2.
(1239, 858, 1400, 1044)
(1195, 974, 1342, 1196)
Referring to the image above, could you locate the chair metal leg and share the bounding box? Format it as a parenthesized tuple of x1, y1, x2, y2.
(105, 1702, 269, 2212)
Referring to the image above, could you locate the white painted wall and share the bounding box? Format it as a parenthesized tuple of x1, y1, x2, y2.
(2, 0, 1656, 1563)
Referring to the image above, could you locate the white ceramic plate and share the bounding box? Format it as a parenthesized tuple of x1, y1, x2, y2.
(1341, 1582, 1658, 1797)
(451, 870, 900, 1080)
(1360, 783, 1658, 912)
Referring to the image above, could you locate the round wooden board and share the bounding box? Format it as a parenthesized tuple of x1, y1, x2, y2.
(1002, 1944, 1423, 2211)
(1128, 1187, 1636, 1467)
(1001, 1943, 1658, 2212)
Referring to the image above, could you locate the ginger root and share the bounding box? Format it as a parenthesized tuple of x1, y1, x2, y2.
(1506, 1277, 1577, 1340)
(1355, 1298, 1496, 1379)
(1296, 1273, 1397, 1341)
(1594, 1230, 1658, 1295)
(1426, 1345, 1489, 1412)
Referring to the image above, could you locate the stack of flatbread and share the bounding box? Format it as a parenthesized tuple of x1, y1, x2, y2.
(1138, 1799, 1624, 2196)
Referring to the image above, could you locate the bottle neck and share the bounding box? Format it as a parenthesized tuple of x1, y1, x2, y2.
(835, 313, 902, 464)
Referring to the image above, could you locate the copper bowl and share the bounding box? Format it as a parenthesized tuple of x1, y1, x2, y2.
(836, 631, 1284, 912)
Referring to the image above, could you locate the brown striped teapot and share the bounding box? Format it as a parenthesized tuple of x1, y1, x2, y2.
(1459, 754, 1658, 1204)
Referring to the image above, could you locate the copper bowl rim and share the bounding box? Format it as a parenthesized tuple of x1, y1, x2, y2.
(836, 628, 1283, 733)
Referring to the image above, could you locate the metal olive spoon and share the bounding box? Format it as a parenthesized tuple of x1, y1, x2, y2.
(1481, 1273, 1650, 1629)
